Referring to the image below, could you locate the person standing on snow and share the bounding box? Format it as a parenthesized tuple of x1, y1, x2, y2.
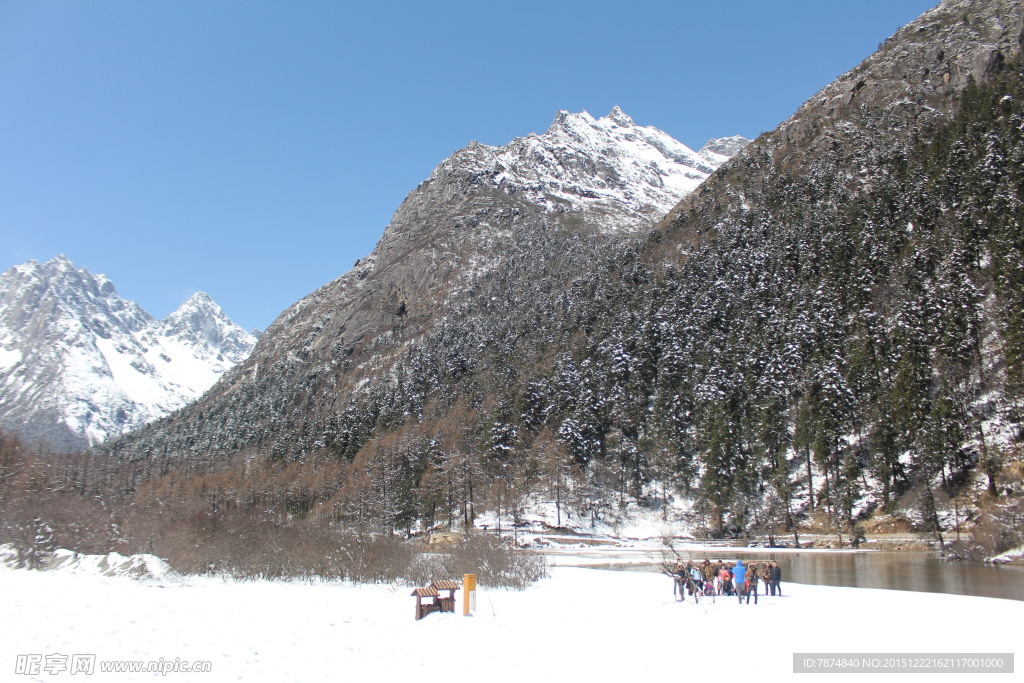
(715, 562, 729, 595)
(702, 559, 715, 585)
(745, 562, 759, 604)
(733, 559, 748, 603)
(672, 562, 686, 600)
(690, 563, 704, 585)
(769, 560, 783, 596)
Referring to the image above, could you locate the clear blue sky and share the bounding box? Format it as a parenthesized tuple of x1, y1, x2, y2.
(0, 0, 938, 332)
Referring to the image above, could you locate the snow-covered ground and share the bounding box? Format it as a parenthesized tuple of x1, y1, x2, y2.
(992, 545, 1024, 564)
(2, 550, 1021, 682)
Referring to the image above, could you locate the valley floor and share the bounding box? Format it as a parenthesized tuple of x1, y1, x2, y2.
(1, 551, 1021, 682)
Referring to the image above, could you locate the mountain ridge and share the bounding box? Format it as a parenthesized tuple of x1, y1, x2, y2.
(0, 256, 257, 451)
(233, 108, 747, 381)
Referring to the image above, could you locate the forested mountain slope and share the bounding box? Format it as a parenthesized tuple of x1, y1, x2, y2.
(101, 0, 1024, 548)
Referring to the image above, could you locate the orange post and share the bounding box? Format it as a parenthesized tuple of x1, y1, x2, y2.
(462, 573, 477, 616)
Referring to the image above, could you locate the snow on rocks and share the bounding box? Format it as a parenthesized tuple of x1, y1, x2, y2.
(432, 107, 749, 235)
(989, 545, 1024, 564)
(0, 545, 177, 583)
(0, 256, 257, 450)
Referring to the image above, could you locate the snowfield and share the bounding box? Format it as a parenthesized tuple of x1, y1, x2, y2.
(1, 551, 1021, 682)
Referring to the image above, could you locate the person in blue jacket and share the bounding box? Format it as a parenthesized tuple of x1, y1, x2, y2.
(732, 559, 747, 603)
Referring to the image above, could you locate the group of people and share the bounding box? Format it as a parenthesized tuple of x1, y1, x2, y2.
(672, 558, 782, 604)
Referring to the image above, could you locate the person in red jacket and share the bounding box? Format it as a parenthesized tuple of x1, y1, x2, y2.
(712, 565, 729, 593)
(718, 563, 734, 595)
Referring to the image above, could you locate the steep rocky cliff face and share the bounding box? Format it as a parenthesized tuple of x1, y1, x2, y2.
(252, 108, 743, 372)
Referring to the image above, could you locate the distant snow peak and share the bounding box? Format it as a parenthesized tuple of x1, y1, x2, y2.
(0, 256, 257, 451)
(547, 106, 633, 132)
(699, 135, 751, 159)
(182, 291, 216, 308)
(605, 105, 635, 127)
(47, 253, 74, 271)
(161, 291, 255, 359)
(164, 291, 223, 331)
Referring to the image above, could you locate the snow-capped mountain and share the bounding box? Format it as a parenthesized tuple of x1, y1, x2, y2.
(102, 108, 746, 463)
(249, 107, 746, 369)
(0, 256, 257, 451)
(437, 106, 747, 233)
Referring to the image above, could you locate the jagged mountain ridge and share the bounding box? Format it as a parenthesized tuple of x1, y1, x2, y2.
(0, 256, 257, 451)
(212, 109, 747, 394)
(449, 106, 745, 233)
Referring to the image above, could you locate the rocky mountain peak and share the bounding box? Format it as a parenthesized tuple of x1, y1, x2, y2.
(433, 107, 749, 235)
(605, 105, 635, 128)
(0, 256, 256, 450)
(2, 255, 150, 338)
(41, 253, 74, 274)
(182, 291, 216, 308)
(160, 291, 254, 359)
(699, 135, 751, 159)
(546, 107, 635, 135)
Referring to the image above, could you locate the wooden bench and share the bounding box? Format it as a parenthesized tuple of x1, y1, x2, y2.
(411, 579, 461, 620)
(432, 579, 459, 613)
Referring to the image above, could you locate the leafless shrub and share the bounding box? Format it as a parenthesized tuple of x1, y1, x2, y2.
(0, 428, 546, 588)
(127, 509, 547, 588)
(407, 532, 547, 589)
(946, 486, 1024, 561)
(970, 495, 1024, 557)
(0, 489, 117, 566)
(0, 500, 54, 569)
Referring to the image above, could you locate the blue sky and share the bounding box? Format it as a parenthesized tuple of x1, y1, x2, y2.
(0, 1, 938, 332)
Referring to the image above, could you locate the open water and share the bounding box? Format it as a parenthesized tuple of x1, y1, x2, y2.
(552, 548, 1024, 601)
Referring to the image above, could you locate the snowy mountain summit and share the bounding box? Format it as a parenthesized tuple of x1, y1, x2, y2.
(441, 106, 749, 232)
(159, 291, 256, 362)
(0, 256, 257, 451)
(252, 108, 746, 365)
